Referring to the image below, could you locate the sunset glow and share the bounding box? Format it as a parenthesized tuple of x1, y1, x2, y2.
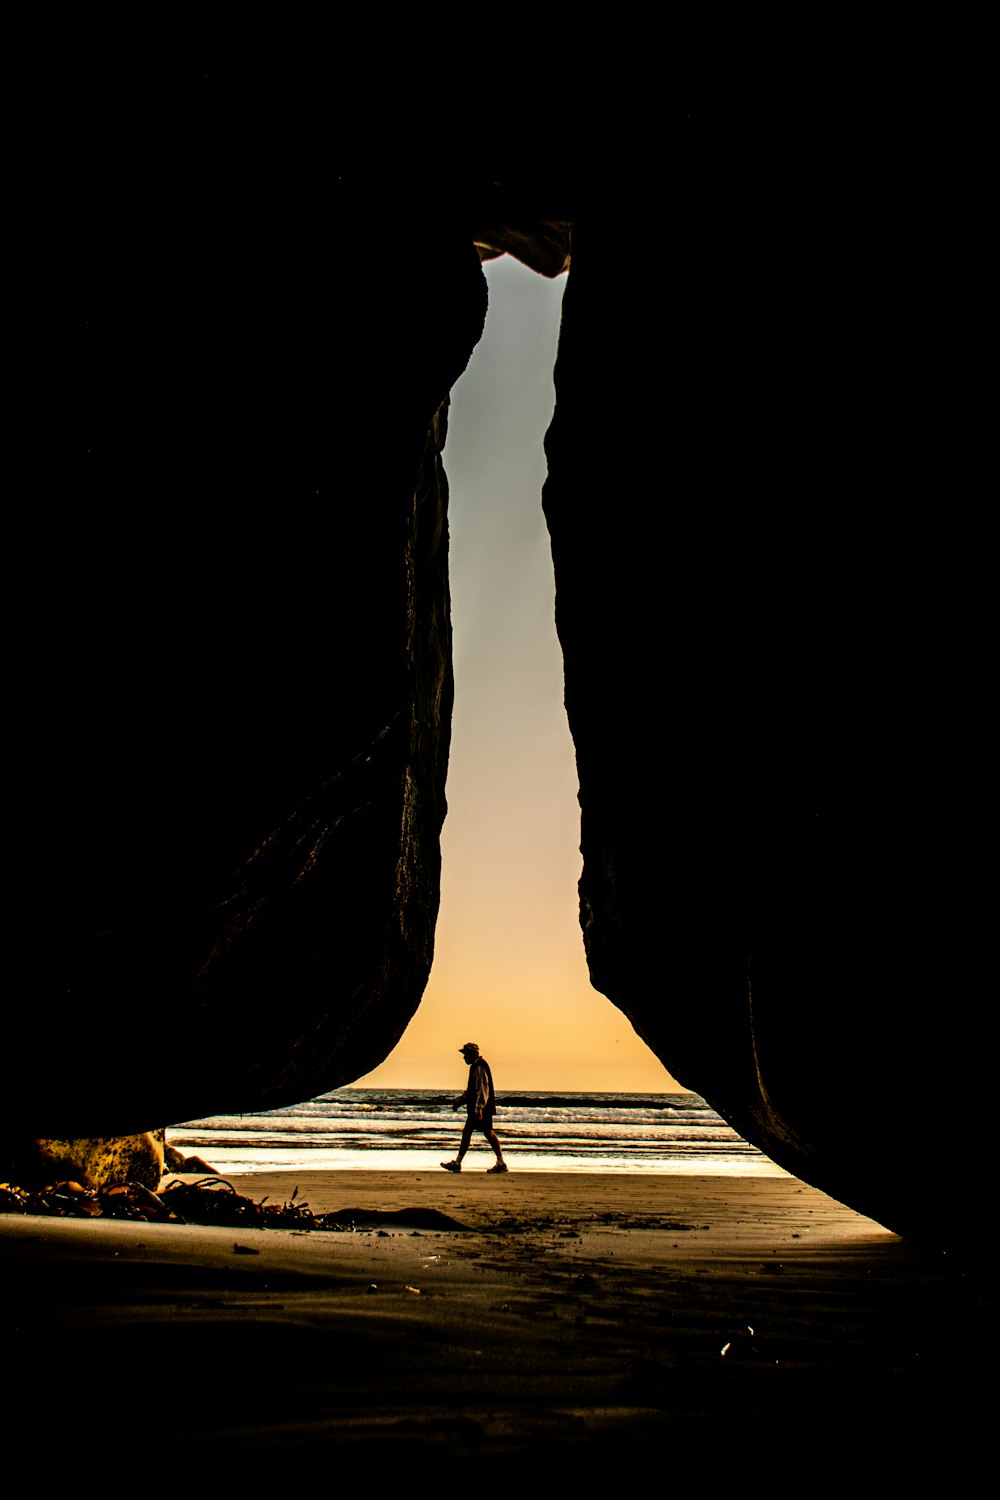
(359, 258, 682, 1093)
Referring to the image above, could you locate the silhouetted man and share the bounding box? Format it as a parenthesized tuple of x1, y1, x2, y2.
(441, 1041, 508, 1172)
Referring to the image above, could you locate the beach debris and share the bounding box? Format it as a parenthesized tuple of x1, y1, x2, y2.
(721, 1325, 759, 1358)
(404, 1285, 421, 1294)
(158, 1177, 319, 1229)
(2, 1175, 304, 1227)
(321, 1206, 471, 1231)
(103, 1182, 166, 1218)
(233, 1243, 260, 1255)
(1, 1175, 474, 1234)
(1, 1178, 174, 1221)
(163, 1143, 217, 1175)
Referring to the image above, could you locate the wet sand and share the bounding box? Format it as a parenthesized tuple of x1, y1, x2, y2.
(2, 1171, 992, 1475)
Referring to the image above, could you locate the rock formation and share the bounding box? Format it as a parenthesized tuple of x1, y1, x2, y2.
(540, 121, 991, 1235)
(9, 65, 990, 1236)
(6, 1134, 164, 1193)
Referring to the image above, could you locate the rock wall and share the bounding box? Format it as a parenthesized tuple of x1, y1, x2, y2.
(10, 80, 486, 1136)
(10, 63, 991, 1234)
(541, 117, 990, 1235)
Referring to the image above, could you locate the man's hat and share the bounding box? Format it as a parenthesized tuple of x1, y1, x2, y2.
(459, 1042, 480, 1055)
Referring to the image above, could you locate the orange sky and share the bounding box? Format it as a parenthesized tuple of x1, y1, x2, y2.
(359, 258, 683, 1094)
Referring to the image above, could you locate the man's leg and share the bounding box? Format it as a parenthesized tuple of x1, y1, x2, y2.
(485, 1121, 507, 1171)
(442, 1117, 475, 1171)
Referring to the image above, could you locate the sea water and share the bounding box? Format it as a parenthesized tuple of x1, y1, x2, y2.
(169, 1089, 789, 1176)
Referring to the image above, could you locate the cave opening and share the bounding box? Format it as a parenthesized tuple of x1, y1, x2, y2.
(360, 256, 680, 1093)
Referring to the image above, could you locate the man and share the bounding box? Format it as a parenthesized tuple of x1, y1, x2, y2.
(441, 1041, 508, 1172)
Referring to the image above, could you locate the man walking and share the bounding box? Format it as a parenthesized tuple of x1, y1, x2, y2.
(441, 1042, 508, 1172)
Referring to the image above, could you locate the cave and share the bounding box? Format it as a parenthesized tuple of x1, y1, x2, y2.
(10, 75, 991, 1239)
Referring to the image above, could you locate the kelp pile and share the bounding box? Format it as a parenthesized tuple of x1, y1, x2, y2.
(0, 1176, 472, 1232)
(0, 1176, 333, 1229)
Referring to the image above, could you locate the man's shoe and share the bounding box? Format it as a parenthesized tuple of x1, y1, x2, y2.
(440, 1159, 462, 1172)
(487, 1161, 509, 1173)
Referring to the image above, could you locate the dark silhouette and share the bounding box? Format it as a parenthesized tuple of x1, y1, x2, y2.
(9, 66, 992, 1238)
(442, 1042, 507, 1173)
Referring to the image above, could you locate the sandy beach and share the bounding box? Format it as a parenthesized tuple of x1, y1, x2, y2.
(3, 1170, 992, 1475)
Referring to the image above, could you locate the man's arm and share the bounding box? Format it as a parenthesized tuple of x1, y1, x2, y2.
(472, 1063, 489, 1117)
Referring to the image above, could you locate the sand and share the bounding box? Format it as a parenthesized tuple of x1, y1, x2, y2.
(2, 1169, 992, 1475)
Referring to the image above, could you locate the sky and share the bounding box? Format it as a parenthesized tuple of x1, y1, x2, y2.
(359, 257, 682, 1094)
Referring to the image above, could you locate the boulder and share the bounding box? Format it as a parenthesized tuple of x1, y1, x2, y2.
(7, 1135, 164, 1192)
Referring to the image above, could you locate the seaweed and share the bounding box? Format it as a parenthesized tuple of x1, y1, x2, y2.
(0, 1176, 321, 1228)
(0, 1176, 471, 1232)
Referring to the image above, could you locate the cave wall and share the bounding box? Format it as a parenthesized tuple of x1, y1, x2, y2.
(10, 84, 487, 1135)
(10, 62, 991, 1234)
(541, 118, 990, 1235)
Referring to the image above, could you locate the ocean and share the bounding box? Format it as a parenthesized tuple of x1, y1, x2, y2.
(169, 1089, 788, 1177)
